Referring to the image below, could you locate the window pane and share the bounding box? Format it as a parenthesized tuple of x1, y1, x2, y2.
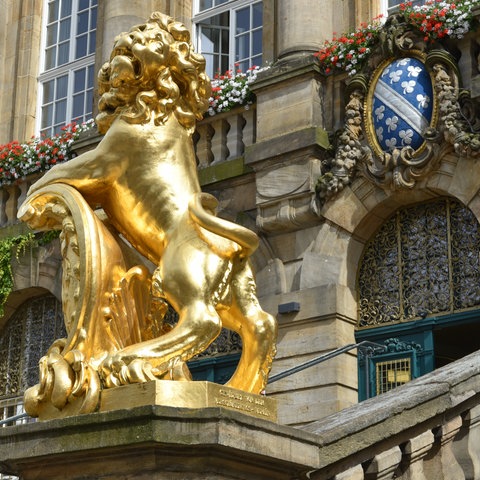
(252, 29, 262, 56)
(61, 0, 72, 18)
(90, 6, 97, 30)
(57, 41, 69, 65)
(201, 11, 228, 27)
(48, 0, 59, 23)
(79, 0, 89, 10)
(74, 68, 86, 92)
(201, 27, 219, 54)
(76, 34, 87, 58)
(55, 99, 67, 123)
(86, 89, 93, 114)
(59, 18, 71, 41)
(77, 11, 89, 34)
(46, 23, 58, 47)
(236, 7, 250, 35)
(56, 75, 68, 99)
(252, 54, 262, 67)
(252, 3, 262, 28)
(88, 30, 96, 55)
(73, 93, 85, 118)
(221, 28, 229, 54)
(199, 0, 213, 10)
(87, 64, 94, 86)
(42, 104, 53, 129)
(43, 80, 55, 103)
(235, 34, 249, 61)
(45, 46, 56, 70)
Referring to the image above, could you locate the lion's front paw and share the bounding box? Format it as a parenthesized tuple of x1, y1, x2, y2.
(100, 356, 157, 388)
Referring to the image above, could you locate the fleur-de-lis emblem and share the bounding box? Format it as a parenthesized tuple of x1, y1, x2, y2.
(386, 115, 398, 132)
(401, 80, 416, 94)
(396, 59, 409, 66)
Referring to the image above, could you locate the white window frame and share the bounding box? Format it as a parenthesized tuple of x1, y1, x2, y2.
(193, 0, 263, 77)
(37, 0, 97, 137)
(384, 0, 424, 16)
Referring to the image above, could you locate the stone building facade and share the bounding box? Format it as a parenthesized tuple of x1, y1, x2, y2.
(1, 0, 480, 438)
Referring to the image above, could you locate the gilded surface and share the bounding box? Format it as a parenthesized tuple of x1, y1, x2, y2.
(18, 12, 277, 419)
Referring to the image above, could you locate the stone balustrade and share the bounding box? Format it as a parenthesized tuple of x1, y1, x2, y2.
(0, 107, 256, 230)
(194, 106, 256, 167)
(302, 349, 480, 480)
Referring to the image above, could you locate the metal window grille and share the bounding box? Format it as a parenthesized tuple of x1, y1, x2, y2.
(375, 357, 411, 395)
(358, 198, 480, 327)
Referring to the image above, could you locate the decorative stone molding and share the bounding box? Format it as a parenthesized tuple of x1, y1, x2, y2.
(316, 14, 480, 203)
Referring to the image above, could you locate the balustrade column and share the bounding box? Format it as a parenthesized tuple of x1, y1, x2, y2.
(453, 405, 480, 480)
(210, 118, 229, 164)
(364, 446, 402, 480)
(332, 464, 364, 479)
(195, 123, 214, 167)
(425, 416, 465, 480)
(398, 430, 434, 480)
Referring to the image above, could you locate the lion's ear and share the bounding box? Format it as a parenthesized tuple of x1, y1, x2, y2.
(176, 42, 190, 58)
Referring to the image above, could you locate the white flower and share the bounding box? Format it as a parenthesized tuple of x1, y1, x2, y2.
(396, 59, 409, 66)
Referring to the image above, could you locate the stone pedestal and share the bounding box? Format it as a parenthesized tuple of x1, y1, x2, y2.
(0, 404, 319, 480)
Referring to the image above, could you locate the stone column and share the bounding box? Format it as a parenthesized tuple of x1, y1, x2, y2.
(276, 0, 355, 60)
(1, 0, 43, 143)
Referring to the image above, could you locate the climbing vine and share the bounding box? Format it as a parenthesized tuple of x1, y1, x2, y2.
(0, 231, 60, 317)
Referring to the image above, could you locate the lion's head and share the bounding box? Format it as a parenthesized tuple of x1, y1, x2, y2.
(96, 12, 211, 134)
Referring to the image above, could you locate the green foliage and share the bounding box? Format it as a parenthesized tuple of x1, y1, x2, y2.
(0, 231, 59, 317)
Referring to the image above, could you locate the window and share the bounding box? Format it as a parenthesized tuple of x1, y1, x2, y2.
(384, 0, 423, 16)
(38, 0, 97, 137)
(0, 296, 65, 426)
(194, 0, 263, 78)
(358, 198, 480, 327)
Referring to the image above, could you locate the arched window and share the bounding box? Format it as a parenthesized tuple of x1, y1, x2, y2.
(0, 295, 65, 420)
(358, 198, 480, 327)
(357, 198, 480, 399)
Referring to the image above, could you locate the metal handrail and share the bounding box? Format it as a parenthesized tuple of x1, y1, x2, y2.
(267, 340, 383, 384)
(0, 412, 28, 427)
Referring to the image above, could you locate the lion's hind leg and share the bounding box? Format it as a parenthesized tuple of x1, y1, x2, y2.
(220, 262, 277, 394)
(101, 298, 223, 386)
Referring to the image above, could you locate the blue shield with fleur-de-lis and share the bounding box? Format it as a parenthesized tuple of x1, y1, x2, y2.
(371, 57, 434, 153)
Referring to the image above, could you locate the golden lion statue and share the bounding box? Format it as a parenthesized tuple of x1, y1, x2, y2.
(18, 12, 277, 418)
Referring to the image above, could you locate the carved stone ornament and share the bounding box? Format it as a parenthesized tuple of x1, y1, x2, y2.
(17, 13, 277, 419)
(317, 13, 480, 202)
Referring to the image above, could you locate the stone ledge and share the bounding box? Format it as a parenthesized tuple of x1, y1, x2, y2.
(0, 405, 320, 480)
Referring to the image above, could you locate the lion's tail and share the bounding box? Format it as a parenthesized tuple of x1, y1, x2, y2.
(188, 193, 259, 258)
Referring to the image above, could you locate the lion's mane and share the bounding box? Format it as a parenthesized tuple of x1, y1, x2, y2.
(96, 12, 211, 134)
